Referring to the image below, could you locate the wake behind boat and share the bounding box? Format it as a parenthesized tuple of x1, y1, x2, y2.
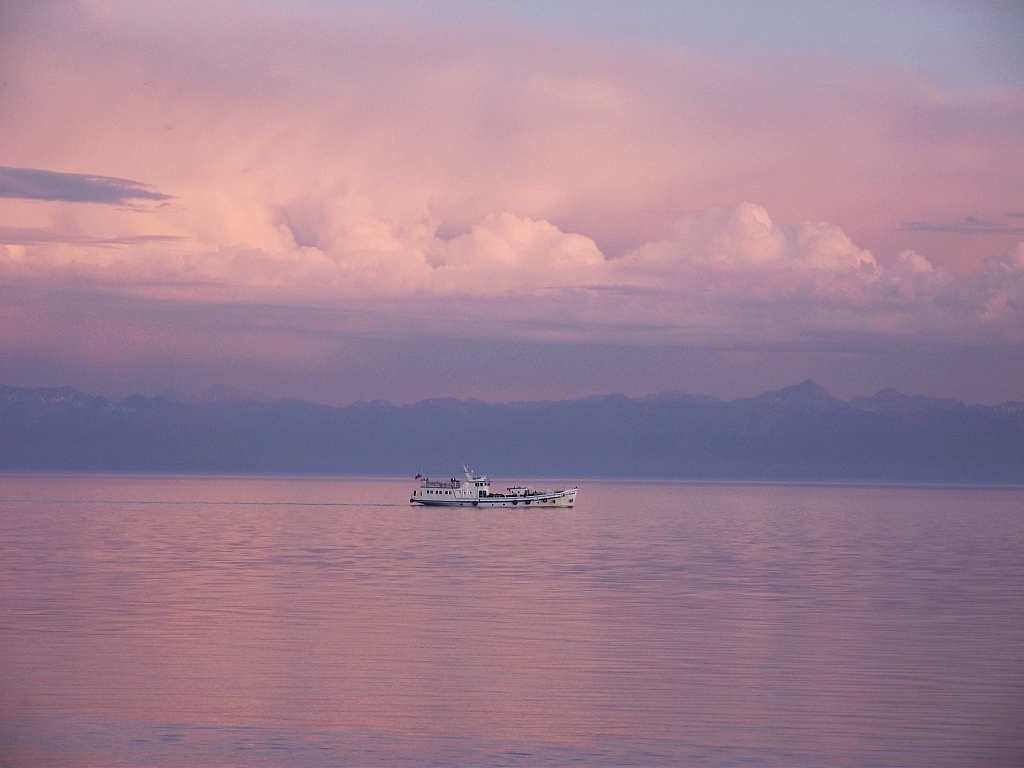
(410, 467, 578, 508)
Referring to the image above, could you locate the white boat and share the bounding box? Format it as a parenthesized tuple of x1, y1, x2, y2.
(410, 466, 578, 508)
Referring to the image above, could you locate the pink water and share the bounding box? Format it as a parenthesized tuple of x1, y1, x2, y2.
(2, 475, 1022, 766)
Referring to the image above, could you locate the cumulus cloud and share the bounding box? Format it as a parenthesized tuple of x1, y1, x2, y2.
(1, 189, 1021, 343)
(622, 203, 786, 272)
(613, 204, 882, 308)
(977, 242, 1024, 327)
(433, 213, 605, 291)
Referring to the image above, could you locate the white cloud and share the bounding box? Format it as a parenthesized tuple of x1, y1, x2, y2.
(614, 204, 882, 307)
(4, 198, 1022, 342)
(432, 212, 605, 292)
(795, 221, 877, 274)
(976, 242, 1024, 328)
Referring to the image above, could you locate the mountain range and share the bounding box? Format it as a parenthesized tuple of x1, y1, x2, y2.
(2, 380, 1022, 482)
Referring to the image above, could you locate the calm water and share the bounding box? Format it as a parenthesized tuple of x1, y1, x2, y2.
(1, 475, 1022, 767)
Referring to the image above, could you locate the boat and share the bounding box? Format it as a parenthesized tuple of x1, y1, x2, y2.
(410, 466, 578, 508)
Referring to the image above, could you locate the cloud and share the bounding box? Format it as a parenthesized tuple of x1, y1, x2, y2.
(614, 204, 881, 307)
(0, 191, 1019, 345)
(0, 166, 172, 205)
(0, 227, 181, 247)
(901, 216, 1024, 235)
(432, 213, 605, 291)
(977, 242, 1024, 324)
(0, 0, 1023, 366)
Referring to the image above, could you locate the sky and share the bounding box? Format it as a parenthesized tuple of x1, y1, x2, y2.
(1, 0, 1023, 404)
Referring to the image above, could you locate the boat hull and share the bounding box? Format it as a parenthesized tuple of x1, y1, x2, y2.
(410, 489, 577, 508)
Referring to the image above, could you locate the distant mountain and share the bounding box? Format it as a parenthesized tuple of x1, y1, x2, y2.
(755, 379, 837, 410)
(178, 384, 276, 406)
(1, 382, 1022, 482)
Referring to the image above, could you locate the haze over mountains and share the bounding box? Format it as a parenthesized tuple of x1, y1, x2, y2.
(2, 380, 1022, 482)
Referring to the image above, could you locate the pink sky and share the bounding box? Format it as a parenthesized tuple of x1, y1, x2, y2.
(1, 1, 1023, 402)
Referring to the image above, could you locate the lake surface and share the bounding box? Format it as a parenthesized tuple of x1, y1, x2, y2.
(1, 475, 1022, 767)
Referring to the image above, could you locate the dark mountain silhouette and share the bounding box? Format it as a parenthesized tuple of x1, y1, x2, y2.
(2, 381, 1022, 481)
(755, 378, 836, 409)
